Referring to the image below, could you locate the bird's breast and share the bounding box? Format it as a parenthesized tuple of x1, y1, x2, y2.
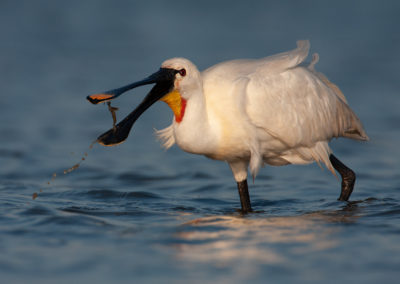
(172, 94, 252, 161)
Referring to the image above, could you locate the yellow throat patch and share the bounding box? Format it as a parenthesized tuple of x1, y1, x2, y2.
(160, 89, 187, 123)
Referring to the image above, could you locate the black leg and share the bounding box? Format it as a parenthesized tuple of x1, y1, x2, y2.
(329, 154, 356, 201)
(237, 179, 252, 213)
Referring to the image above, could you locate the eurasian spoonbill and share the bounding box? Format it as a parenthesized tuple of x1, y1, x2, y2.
(87, 40, 368, 213)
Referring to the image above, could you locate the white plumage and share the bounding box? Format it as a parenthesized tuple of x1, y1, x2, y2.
(156, 40, 368, 183)
(89, 40, 368, 212)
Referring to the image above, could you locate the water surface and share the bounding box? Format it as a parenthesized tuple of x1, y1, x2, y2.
(1, 1, 399, 283)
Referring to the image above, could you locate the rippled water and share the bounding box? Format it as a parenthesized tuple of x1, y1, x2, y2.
(1, 1, 400, 283)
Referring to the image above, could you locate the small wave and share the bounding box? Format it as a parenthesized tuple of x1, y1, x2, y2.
(367, 208, 400, 217)
(85, 189, 162, 200)
(117, 172, 178, 184)
(187, 171, 216, 180)
(126, 191, 162, 199)
(171, 205, 197, 212)
(61, 206, 156, 218)
(19, 205, 54, 216)
(189, 184, 222, 193)
(35, 213, 110, 227)
(86, 189, 127, 199)
(190, 197, 231, 205)
(254, 198, 302, 207)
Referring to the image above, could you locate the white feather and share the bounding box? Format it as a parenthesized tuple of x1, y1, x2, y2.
(155, 41, 368, 181)
(155, 124, 175, 149)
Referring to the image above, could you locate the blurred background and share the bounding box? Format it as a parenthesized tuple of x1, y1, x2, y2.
(1, 1, 399, 283)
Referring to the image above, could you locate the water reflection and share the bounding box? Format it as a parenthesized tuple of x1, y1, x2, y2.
(171, 210, 359, 267)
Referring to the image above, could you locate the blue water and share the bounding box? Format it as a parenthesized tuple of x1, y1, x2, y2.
(1, 1, 400, 283)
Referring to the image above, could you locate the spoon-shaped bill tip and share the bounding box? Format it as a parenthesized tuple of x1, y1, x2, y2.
(87, 93, 116, 105)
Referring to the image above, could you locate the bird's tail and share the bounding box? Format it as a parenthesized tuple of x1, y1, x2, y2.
(308, 53, 369, 142)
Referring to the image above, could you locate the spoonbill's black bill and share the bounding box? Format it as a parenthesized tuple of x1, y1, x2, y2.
(87, 40, 368, 213)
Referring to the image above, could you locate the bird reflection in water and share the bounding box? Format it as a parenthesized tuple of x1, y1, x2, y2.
(171, 205, 360, 267)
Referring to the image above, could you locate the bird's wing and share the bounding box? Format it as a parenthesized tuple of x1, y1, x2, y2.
(244, 65, 368, 149)
(202, 40, 311, 82)
(253, 40, 310, 76)
(202, 40, 368, 149)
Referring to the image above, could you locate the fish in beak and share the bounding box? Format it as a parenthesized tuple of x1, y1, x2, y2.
(87, 68, 178, 146)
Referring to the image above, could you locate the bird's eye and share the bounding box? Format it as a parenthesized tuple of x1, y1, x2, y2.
(179, 68, 186, 77)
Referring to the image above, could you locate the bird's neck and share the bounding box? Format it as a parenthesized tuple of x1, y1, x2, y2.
(173, 88, 218, 155)
(181, 88, 208, 126)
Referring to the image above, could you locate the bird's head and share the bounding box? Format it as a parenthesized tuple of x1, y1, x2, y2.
(161, 57, 202, 99)
(87, 58, 201, 146)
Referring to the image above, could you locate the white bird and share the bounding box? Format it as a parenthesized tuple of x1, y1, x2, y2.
(88, 40, 368, 213)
